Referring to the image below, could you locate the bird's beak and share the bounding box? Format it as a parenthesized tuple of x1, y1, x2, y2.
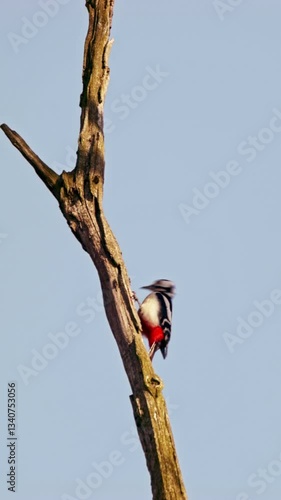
(141, 285, 152, 290)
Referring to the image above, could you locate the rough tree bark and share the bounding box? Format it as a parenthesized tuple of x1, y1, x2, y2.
(1, 1, 187, 499)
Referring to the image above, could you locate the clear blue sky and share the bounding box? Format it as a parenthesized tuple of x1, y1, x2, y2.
(1, 1, 281, 499)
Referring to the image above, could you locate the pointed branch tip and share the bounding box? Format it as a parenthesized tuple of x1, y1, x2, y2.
(1, 123, 60, 199)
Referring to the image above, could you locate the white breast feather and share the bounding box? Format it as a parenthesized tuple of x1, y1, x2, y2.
(139, 294, 160, 326)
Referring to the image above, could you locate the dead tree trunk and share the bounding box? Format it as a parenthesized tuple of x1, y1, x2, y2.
(1, 1, 187, 498)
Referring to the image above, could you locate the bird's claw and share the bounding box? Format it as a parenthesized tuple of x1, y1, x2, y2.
(131, 290, 141, 306)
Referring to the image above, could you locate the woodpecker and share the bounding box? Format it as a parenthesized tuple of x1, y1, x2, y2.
(138, 279, 175, 360)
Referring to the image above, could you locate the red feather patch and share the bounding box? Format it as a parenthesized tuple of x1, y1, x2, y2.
(140, 317, 164, 347)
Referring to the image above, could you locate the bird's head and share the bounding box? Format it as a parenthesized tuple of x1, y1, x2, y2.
(141, 279, 176, 298)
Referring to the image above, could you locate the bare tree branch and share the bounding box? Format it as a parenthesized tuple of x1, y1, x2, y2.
(0, 124, 59, 197)
(1, 1, 188, 498)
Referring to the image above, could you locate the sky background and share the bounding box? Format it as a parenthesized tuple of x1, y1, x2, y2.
(1, 1, 281, 499)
